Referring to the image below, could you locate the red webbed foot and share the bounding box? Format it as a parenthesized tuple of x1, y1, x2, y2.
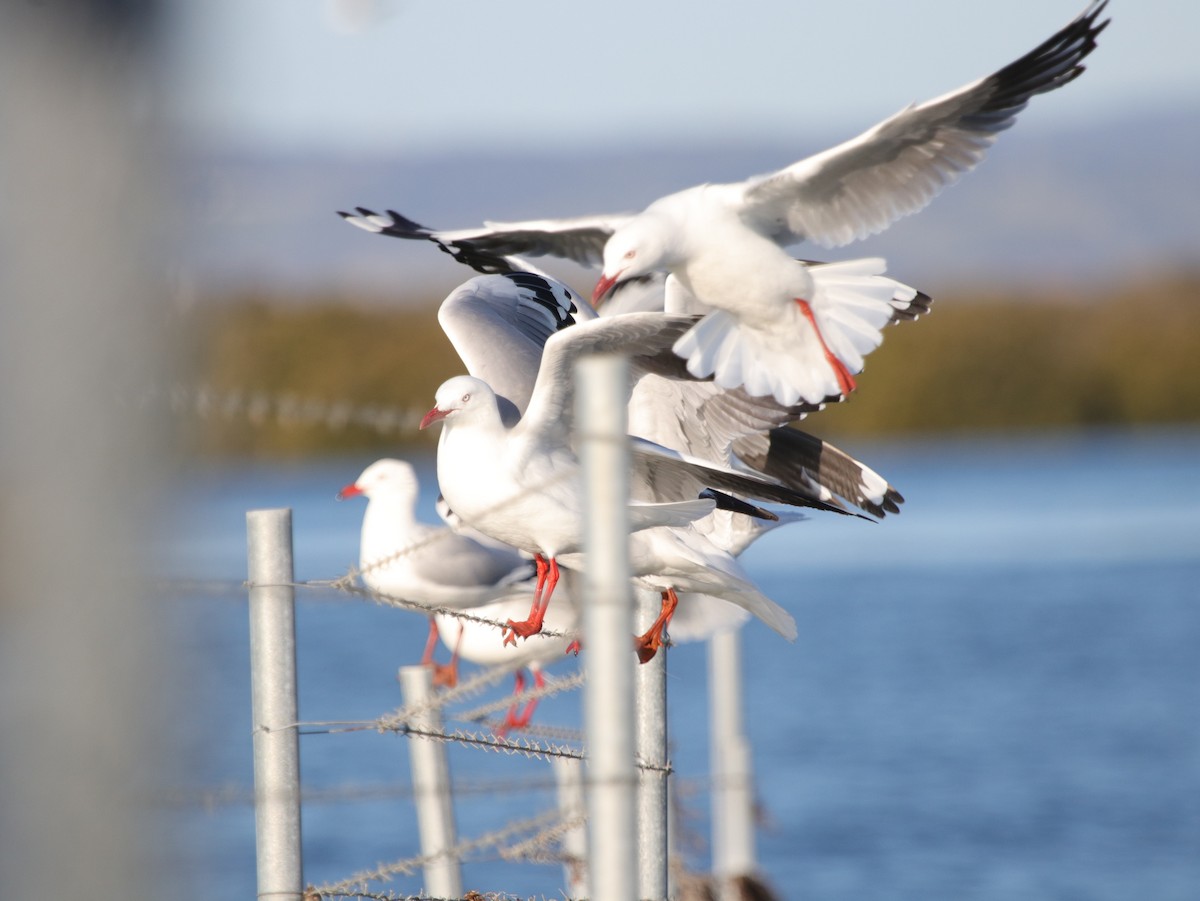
(633, 588, 679, 665)
(796, 297, 857, 397)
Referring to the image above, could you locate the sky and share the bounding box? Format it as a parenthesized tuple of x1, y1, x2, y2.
(165, 0, 1199, 156)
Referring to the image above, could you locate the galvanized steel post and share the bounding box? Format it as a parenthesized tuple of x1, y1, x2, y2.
(247, 508, 304, 900)
(576, 354, 638, 901)
(709, 627, 758, 899)
(635, 589, 670, 900)
(398, 664, 463, 898)
(552, 757, 589, 898)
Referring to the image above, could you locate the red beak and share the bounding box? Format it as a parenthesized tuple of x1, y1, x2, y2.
(419, 406, 449, 430)
(592, 270, 621, 305)
(336, 482, 362, 501)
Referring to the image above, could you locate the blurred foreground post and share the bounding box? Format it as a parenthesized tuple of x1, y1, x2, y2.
(710, 628, 758, 899)
(0, 6, 167, 900)
(247, 508, 304, 899)
(577, 355, 638, 901)
(635, 589, 670, 900)
(398, 664, 463, 898)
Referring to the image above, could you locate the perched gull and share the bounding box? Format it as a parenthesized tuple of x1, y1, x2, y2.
(341, 1, 1107, 405)
(427, 272, 909, 659)
(418, 310, 860, 645)
(338, 457, 535, 682)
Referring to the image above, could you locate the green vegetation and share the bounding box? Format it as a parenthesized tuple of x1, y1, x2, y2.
(177, 275, 1200, 456)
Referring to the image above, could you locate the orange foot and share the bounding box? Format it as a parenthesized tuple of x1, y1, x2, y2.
(796, 298, 857, 397)
(430, 660, 458, 689)
(496, 670, 543, 736)
(634, 631, 664, 665)
(503, 613, 546, 646)
(633, 588, 679, 664)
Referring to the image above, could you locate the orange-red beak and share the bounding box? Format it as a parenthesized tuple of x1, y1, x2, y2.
(419, 406, 449, 430)
(336, 482, 362, 501)
(592, 270, 622, 305)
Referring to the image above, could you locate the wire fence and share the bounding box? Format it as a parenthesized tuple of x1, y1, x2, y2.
(235, 557, 599, 899)
(144, 383, 429, 437)
(160, 379, 759, 900)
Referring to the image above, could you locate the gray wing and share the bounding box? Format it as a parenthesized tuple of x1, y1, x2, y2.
(630, 375, 904, 518)
(515, 312, 701, 454)
(408, 530, 534, 590)
(739, 1, 1109, 247)
(631, 375, 818, 461)
(339, 207, 630, 270)
(438, 272, 595, 423)
(629, 437, 866, 520)
(731, 427, 903, 519)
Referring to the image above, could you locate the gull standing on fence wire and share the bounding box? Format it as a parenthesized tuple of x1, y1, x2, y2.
(412, 272, 885, 661)
(417, 315, 855, 644)
(338, 457, 539, 685)
(342, 1, 1108, 406)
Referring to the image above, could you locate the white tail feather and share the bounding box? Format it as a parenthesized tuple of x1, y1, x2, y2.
(627, 498, 715, 531)
(730, 582, 797, 641)
(674, 257, 920, 405)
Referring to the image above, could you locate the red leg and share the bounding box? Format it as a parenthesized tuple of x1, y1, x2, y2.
(431, 622, 462, 689)
(504, 557, 559, 645)
(796, 298, 856, 397)
(420, 617, 439, 667)
(497, 670, 527, 737)
(634, 588, 679, 664)
(500, 668, 546, 735)
(503, 554, 550, 647)
(516, 668, 547, 728)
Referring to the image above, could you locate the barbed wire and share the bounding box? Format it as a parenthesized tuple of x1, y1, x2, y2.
(317, 579, 577, 642)
(307, 886, 540, 901)
(311, 807, 575, 897)
(384, 658, 555, 728)
(453, 672, 586, 725)
(388, 724, 585, 765)
(148, 383, 428, 436)
(153, 775, 567, 811)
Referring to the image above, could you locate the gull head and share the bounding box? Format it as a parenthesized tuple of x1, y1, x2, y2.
(594, 216, 669, 304)
(420, 375, 494, 430)
(337, 458, 418, 502)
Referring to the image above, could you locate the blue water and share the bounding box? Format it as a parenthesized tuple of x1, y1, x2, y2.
(159, 428, 1200, 900)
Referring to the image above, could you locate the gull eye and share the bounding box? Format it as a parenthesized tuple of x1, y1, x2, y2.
(461, 393, 471, 403)
(623, 249, 636, 260)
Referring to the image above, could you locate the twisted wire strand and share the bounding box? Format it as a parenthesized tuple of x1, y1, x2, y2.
(453, 672, 586, 724)
(311, 807, 568, 896)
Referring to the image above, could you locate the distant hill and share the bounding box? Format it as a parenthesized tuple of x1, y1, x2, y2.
(180, 103, 1200, 304)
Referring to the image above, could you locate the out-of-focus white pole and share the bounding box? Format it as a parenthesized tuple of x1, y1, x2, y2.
(552, 757, 589, 898)
(576, 354, 637, 901)
(709, 627, 757, 900)
(635, 589, 669, 901)
(247, 508, 304, 900)
(398, 665, 463, 898)
(0, 7, 168, 901)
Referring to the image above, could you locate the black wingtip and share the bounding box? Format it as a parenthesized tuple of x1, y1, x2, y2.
(384, 209, 432, 235)
(699, 488, 779, 522)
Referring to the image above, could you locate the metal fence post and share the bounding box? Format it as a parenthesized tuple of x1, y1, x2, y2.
(709, 627, 757, 899)
(398, 664, 463, 898)
(552, 757, 589, 898)
(247, 508, 304, 900)
(577, 354, 637, 901)
(635, 588, 669, 901)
